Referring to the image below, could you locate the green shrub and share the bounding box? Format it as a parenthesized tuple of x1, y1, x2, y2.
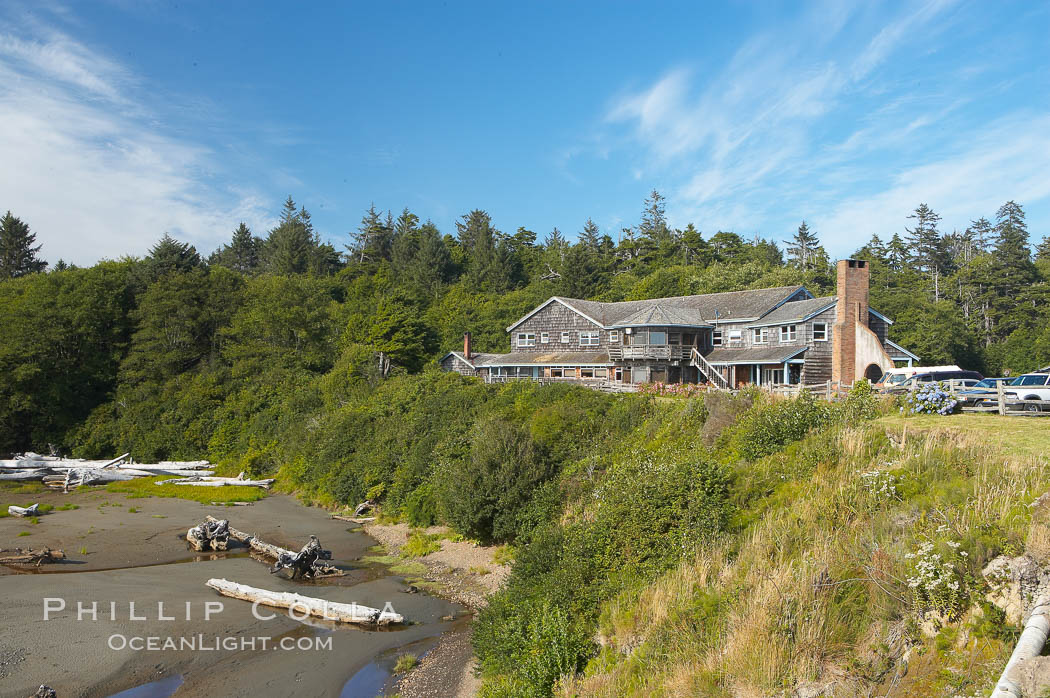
(726, 391, 833, 461)
(403, 484, 438, 527)
(475, 597, 593, 698)
(401, 530, 442, 557)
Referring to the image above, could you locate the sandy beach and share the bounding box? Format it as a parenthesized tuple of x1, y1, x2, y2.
(0, 488, 463, 698)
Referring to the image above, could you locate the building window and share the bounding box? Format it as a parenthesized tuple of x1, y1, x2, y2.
(550, 367, 563, 378)
(752, 328, 767, 344)
(609, 330, 620, 343)
(516, 333, 536, 347)
(813, 323, 827, 341)
(649, 330, 667, 345)
(712, 330, 723, 346)
(727, 330, 743, 343)
(540, 332, 549, 344)
(579, 331, 600, 347)
(780, 325, 797, 342)
(560, 331, 571, 344)
(669, 332, 681, 345)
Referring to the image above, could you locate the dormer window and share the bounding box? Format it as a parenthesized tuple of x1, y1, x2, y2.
(780, 325, 797, 342)
(752, 328, 767, 344)
(712, 330, 723, 346)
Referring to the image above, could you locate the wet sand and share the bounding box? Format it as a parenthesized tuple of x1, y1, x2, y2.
(0, 489, 463, 698)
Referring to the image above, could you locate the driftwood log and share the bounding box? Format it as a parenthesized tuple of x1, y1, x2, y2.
(205, 578, 403, 625)
(331, 514, 376, 523)
(0, 547, 66, 566)
(186, 519, 230, 552)
(204, 516, 339, 577)
(353, 499, 375, 517)
(271, 535, 333, 579)
(7, 503, 40, 518)
(156, 472, 274, 489)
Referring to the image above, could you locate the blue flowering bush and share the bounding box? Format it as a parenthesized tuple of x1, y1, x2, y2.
(900, 382, 958, 415)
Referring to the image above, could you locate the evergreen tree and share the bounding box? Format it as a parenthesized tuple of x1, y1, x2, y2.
(210, 222, 261, 274)
(579, 219, 601, 251)
(347, 203, 393, 264)
(680, 224, 712, 266)
(785, 221, 820, 270)
(265, 197, 312, 274)
(146, 233, 201, 278)
(885, 233, 910, 271)
(906, 203, 949, 299)
(990, 201, 1037, 337)
(0, 211, 47, 279)
(966, 217, 994, 254)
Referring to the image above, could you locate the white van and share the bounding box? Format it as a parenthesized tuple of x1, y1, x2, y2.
(874, 365, 961, 390)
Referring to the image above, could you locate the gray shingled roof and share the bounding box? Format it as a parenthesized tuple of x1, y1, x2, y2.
(547, 285, 807, 327)
(749, 296, 836, 327)
(705, 345, 808, 364)
(476, 351, 611, 366)
(612, 304, 710, 328)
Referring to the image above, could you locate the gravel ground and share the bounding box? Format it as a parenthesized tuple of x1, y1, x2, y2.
(362, 523, 509, 609)
(0, 646, 26, 680)
(362, 523, 509, 698)
(394, 624, 479, 698)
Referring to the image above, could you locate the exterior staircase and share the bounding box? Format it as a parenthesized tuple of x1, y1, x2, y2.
(690, 347, 730, 390)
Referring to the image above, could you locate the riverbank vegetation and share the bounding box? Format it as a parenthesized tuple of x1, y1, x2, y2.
(1, 193, 1048, 695)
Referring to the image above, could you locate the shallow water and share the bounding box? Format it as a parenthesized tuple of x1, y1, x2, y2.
(106, 674, 184, 698)
(0, 493, 462, 697)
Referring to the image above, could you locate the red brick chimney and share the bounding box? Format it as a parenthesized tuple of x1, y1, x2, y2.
(463, 332, 472, 360)
(831, 259, 869, 385)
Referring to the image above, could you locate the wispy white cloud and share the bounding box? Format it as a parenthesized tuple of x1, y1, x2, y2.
(819, 114, 1050, 243)
(0, 20, 273, 264)
(588, 0, 1050, 253)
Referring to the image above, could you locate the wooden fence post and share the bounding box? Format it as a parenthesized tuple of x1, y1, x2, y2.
(826, 380, 832, 401)
(997, 380, 1007, 416)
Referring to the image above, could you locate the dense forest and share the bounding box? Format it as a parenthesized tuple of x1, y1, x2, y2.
(1, 192, 1047, 455)
(2, 194, 1047, 696)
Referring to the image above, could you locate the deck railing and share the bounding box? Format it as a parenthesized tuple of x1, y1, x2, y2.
(608, 345, 692, 361)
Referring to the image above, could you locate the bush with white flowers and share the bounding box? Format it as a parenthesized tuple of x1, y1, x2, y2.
(904, 538, 969, 615)
(860, 469, 900, 504)
(900, 382, 959, 416)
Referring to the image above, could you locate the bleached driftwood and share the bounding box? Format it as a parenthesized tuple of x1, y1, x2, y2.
(187, 518, 230, 552)
(205, 578, 403, 625)
(156, 472, 274, 489)
(271, 535, 334, 579)
(43, 468, 140, 490)
(0, 469, 50, 481)
(0, 547, 66, 566)
(353, 499, 375, 517)
(992, 595, 1050, 697)
(204, 516, 339, 577)
(7, 503, 40, 518)
(331, 514, 376, 523)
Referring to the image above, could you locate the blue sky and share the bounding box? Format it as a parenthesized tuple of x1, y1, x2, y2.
(1, 1, 1048, 265)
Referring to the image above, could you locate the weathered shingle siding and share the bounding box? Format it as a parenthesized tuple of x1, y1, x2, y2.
(440, 354, 477, 376)
(868, 312, 890, 345)
(801, 307, 837, 384)
(511, 303, 609, 353)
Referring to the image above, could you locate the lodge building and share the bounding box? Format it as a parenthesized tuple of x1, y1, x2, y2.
(440, 259, 918, 389)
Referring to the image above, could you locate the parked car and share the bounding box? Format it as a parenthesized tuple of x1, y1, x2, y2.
(875, 365, 961, 391)
(957, 377, 1012, 407)
(1004, 373, 1050, 412)
(887, 370, 984, 394)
